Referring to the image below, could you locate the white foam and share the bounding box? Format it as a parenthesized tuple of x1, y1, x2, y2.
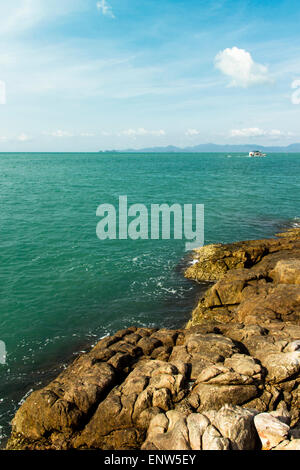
(18, 389, 34, 406)
(292, 217, 300, 228)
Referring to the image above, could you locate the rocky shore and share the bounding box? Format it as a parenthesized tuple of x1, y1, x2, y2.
(6, 228, 300, 451)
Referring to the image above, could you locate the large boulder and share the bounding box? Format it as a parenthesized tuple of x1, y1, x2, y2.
(143, 405, 259, 450)
(73, 360, 187, 450)
(213, 405, 258, 450)
(186, 228, 300, 328)
(254, 413, 290, 450)
(270, 259, 300, 285)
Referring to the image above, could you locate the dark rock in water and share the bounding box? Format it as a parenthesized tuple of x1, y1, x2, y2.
(6, 229, 300, 450)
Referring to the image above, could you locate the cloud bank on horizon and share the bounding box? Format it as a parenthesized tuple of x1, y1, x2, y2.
(0, 0, 300, 151)
(230, 128, 293, 138)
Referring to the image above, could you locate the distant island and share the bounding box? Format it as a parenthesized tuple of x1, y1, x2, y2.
(99, 143, 300, 153)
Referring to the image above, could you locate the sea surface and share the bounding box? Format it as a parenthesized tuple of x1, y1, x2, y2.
(0, 152, 300, 444)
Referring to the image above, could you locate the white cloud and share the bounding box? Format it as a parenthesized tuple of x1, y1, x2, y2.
(215, 47, 272, 88)
(120, 128, 166, 137)
(291, 79, 300, 88)
(17, 133, 30, 141)
(44, 130, 96, 138)
(269, 129, 285, 136)
(230, 128, 293, 138)
(291, 79, 300, 105)
(230, 128, 267, 137)
(96, 0, 115, 19)
(0, 80, 6, 104)
(45, 130, 74, 138)
(185, 129, 200, 136)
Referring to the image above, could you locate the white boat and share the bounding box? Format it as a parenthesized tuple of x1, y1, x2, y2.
(249, 150, 267, 157)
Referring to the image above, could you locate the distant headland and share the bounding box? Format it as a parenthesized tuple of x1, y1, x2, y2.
(99, 143, 300, 153)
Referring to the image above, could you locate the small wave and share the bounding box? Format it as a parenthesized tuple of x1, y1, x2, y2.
(276, 217, 300, 231)
(190, 259, 199, 266)
(292, 217, 300, 228)
(160, 287, 178, 295)
(18, 388, 34, 407)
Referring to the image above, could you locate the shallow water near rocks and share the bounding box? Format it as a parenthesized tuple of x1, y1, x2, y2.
(0, 151, 300, 443)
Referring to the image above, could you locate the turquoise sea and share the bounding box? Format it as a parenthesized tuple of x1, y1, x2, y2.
(0, 152, 300, 443)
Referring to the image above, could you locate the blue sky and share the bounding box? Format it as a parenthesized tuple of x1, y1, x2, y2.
(0, 0, 300, 151)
